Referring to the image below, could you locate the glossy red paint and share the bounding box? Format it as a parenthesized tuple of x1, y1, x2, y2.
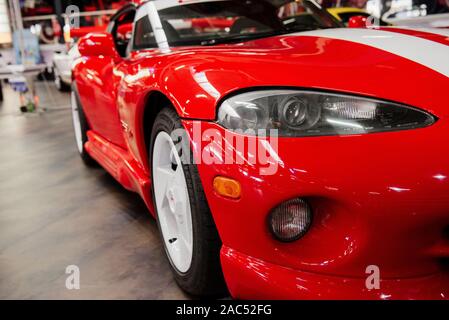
(117, 23, 134, 40)
(72, 18, 449, 298)
(183, 120, 449, 297)
(348, 15, 367, 28)
(221, 246, 449, 299)
(70, 26, 108, 38)
(85, 131, 154, 211)
(191, 18, 236, 30)
(78, 32, 122, 62)
(381, 27, 449, 46)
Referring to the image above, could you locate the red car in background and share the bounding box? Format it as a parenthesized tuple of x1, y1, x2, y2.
(71, 0, 449, 299)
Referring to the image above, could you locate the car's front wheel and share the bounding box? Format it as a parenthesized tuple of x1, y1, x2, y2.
(150, 107, 227, 297)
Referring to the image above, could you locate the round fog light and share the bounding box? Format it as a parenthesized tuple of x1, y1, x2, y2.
(268, 198, 312, 242)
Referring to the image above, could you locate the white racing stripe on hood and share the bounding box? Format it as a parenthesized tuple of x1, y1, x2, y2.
(292, 28, 449, 78)
(392, 27, 449, 38)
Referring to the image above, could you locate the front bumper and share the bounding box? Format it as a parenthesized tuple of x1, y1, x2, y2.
(221, 246, 449, 299)
(182, 119, 449, 299)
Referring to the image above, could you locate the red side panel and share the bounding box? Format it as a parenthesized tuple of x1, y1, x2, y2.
(85, 131, 155, 214)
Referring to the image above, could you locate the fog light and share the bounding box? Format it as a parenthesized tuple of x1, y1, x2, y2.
(268, 198, 312, 242)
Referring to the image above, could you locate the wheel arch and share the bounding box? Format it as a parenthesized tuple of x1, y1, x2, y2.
(139, 90, 176, 170)
(71, 80, 93, 130)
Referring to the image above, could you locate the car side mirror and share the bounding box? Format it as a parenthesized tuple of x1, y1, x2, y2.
(348, 16, 368, 28)
(78, 32, 121, 62)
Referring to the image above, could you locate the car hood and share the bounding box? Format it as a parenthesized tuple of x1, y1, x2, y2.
(156, 27, 449, 119)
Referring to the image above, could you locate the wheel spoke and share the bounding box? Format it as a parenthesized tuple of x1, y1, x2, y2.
(173, 165, 187, 189)
(179, 236, 193, 263)
(152, 131, 193, 273)
(154, 166, 175, 209)
(174, 199, 191, 245)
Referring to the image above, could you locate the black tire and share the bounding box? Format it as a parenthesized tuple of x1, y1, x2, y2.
(150, 107, 227, 297)
(54, 66, 70, 92)
(56, 76, 71, 92)
(71, 84, 96, 167)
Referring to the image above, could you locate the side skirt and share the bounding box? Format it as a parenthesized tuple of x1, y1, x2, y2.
(85, 130, 155, 215)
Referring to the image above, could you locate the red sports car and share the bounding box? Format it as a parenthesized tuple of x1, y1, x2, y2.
(71, 0, 449, 299)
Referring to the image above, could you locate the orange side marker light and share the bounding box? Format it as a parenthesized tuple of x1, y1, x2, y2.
(213, 176, 241, 199)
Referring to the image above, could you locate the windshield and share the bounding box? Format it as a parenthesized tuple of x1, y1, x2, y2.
(133, 0, 342, 49)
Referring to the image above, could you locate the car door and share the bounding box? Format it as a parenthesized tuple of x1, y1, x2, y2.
(77, 5, 136, 149)
(112, 4, 165, 167)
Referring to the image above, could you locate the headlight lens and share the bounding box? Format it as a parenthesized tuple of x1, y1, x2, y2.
(217, 90, 436, 136)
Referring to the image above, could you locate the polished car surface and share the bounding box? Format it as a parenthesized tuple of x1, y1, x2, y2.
(71, 0, 449, 299)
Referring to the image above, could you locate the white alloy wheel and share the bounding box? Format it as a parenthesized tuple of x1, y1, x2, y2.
(153, 131, 193, 273)
(71, 91, 83, 154)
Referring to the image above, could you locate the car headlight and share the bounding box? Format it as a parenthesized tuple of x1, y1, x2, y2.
(217, 90, 436, 136)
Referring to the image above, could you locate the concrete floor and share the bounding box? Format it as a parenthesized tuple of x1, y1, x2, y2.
(0, 81, 189, 299)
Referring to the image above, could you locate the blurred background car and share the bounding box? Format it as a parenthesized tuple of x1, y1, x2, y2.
(328, 7, 392, 25)
(52, 44, 79, 91)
